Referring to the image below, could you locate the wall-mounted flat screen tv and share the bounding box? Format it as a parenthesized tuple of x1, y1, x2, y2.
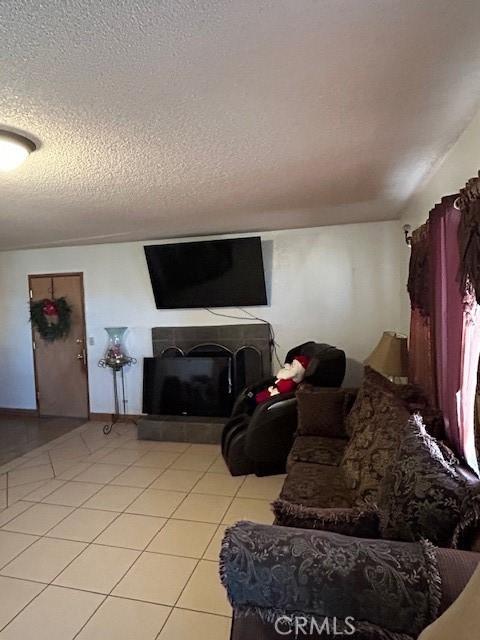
(144, 236, 267, 309)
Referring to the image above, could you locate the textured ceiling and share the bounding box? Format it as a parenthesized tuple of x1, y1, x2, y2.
(1, 0, 480, 250)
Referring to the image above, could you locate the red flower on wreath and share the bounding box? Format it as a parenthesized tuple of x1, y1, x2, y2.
(42, 299, 58, 317)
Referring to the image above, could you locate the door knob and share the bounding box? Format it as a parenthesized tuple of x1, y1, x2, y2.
(76, 338, 84, 344)
(77, 349, 87, 366)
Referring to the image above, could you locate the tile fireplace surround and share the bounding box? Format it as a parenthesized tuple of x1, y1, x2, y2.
(138, 324, 273, 443)
(151, 324, 272, 378)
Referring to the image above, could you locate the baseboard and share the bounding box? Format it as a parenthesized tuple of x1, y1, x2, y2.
(0, 407, 39, 416)
(89, 412, 140, 421)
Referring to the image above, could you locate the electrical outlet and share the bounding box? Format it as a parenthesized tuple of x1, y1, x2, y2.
(88, 337, 95, 346)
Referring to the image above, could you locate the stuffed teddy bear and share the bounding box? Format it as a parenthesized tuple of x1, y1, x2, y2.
(255, 355, 310, 404)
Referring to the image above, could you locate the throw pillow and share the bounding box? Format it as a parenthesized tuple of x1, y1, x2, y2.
(272, 498, 380, 537)
(378, 415, 468, 547)
(452, 488, 480, 550)
(296, 386, 348, 438)
(341, 385, 411, 503)
(344, 366, 445, 439)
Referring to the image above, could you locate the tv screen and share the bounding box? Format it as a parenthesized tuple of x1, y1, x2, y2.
(144, 237, 267, 309)
(143, 356, 233, 417)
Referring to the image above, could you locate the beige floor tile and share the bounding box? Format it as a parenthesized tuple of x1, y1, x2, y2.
(146, 441, 191, 452)
(147, 520, 216, 558)
(22, 444, 51, 456)
(7, 480, 53, 505)
(0, 585, 103, 640)
(188, 444, 221, 455)
(42, 482, 102, 507)
(203, 526, 228, 561)
(134, 452, 180, 469)
(54, 544, 139, 594)
(236, 474, 286, 500)
(0, 503, 33, 528)
(94, 513, 166, 550)
(113, 552, 196, 605)
(7, 464, 54, 488)
(82, 485, 142, 512)
(97, 449, 145, 465)
(116, 440, 153, 451)
(50, 436, 90, 460)
(46, 508, 118, 542)
(49, 446, 88, 463)
(192, 473, 244, 497)
(126, 489, 186, 518)
(172, 493, 231, 523)
(75, 596, 170, 640)
(0, 490, 6, 510)
(0, 462, 20, 476)
(2, 503, 73, 536)
(109, 466, 162, 488)
(53, 461, 92, 481)
(1, 537, 87, 583)
(15, 453, 52, 469)
(0, 531, 38, 568)
(177, 560, 231, 616)
(158, 608, 230, 640)
(82, 431, 122, 449)
(76, 449, 118, 464)
(71, 463, 127, 484)
(150, 469, 203, 492)
(222, 497, 273, 525)
(22, 480, 66, 502)
(208, 458, 231, 474)
(171, 453, 217, 472)
(0, 576, 44, 630)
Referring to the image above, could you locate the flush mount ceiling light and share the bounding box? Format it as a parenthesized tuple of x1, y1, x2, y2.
(0, 130, 36, 171)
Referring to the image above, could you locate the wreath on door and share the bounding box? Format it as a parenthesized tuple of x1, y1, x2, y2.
(30, 297, 72, 342)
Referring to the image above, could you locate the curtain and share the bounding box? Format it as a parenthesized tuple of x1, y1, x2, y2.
(408, 193, 480, 473)
(429, 197, 465, 457)
(407, 225, 436, 405)
(458, 174, 480, 472)
(458, 298, 480, 472)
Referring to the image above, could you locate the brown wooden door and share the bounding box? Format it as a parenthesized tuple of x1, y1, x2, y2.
(29, 273, 89, 418)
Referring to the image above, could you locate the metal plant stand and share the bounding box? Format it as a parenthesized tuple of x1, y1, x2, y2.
(98, 327, 136, 435)
(99, 361, 137, 435)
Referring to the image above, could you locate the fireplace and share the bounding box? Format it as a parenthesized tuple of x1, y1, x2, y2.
(143, 324, 272, 419)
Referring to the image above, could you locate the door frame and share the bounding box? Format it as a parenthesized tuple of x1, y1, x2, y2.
(28, 272, 91, 417)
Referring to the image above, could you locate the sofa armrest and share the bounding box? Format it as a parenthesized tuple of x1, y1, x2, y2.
(272, 499, 381, 537)
(221, 521, 441, 639)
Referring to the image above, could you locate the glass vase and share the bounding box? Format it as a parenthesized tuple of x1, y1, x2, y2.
(103, 327, 130, 369)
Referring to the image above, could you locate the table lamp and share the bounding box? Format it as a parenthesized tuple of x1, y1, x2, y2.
(364, 331, 408, 382)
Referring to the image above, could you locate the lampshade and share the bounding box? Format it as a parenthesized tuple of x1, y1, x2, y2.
(365, 331, 408, 377)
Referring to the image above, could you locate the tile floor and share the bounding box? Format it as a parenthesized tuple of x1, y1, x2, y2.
(0, 421, 284, 639)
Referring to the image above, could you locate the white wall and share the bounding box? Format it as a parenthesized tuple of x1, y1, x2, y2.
(0, 222, 403, 414)
(399, 106, 480, 331)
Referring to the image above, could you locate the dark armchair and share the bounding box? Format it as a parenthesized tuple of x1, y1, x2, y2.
(221, 342, 346, 476)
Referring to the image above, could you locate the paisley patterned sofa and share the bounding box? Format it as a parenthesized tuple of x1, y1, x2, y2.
(221, 367, 480, 639)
